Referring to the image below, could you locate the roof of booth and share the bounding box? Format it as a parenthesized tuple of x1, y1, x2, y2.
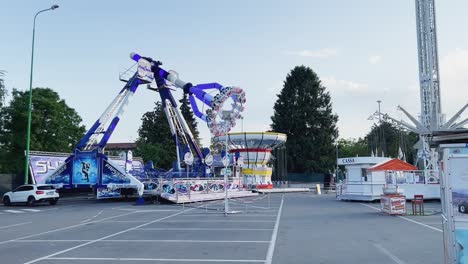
(215, 132, 287, 150)
(337, 157, 390, 166)
(368, 159, 418, 171)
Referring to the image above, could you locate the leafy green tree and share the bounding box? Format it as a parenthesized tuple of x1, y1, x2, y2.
(0, 70, 6, 109)
(271, 66, 338, 173)
(134, 102, 176, 169)
(0, 88, 85, 173)
(337, 138, 369, 158)
(0, 71, 6, 173)
(209, 137, 223, 155)
(365, 121, 418, 164)
(179, 94, 200, 144)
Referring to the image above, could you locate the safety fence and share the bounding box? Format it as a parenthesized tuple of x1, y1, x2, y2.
(384, 170, 439, 185)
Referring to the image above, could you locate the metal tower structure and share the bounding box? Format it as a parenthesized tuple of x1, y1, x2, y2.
(415, 0, 442, 131)
(371, 0, 468, 178)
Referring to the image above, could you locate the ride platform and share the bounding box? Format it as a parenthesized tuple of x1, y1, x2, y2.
(160, 190, 258, 203)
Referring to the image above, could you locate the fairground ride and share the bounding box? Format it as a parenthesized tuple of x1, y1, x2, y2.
(370, 0, 468, 179)
(215, 132, 287, 187)
(41, 53, 245, 196)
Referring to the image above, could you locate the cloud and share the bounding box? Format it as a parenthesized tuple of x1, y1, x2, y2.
(319, 76, 373, 141)
(441, 48, 468, 87)
(292, 48, 338, 58)
(369, 55, 382, 65)
(440, 48, 468, 119)
(321, 76, 369, 93)
(407, 82, 419, 93)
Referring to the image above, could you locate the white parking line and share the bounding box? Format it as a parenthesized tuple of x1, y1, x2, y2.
(99, 220, 149, 223)
(47, 257, 264, 263)
(15, 240, 89, 242)
(0, 222, 32, 230)
(136, 228, 274, 231)
(21, 209, 41, 212)
(360, 203, 443, 232)
(1, 208, 56, 214)
(373, 242, 407, 264)
(23, 201, 221, 264)
(265, 194, 284, 264)
(116, 208, 181, 212)
(229, 204, 279, 210)
(0, 211, 137, 245)
(81, 210, 104, 223)
(159, 220, 276, 223)
(16, 239, 270, 243)
(3, 210, 24, 214)
(180, 214, 277, 217)
(397, 215, 443, 233)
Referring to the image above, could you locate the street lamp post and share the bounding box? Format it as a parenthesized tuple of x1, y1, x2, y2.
(24, 5, 59, 184)
(335, 142, 339, 181)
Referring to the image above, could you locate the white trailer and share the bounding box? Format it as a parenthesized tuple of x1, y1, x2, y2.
(336, 157, 390, 201)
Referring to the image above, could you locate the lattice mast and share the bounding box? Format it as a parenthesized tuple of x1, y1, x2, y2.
(415, 0, 443, 131)
(414, 0, 442, 173)
(373, 0, 442, 175)
(371, 0, 468, 177)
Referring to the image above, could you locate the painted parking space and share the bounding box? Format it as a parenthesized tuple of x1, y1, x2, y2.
(9, 196, 282, 264)
(0, 193, 446, 264)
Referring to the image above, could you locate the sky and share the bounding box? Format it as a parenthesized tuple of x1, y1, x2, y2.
(1, 0, 468, 148)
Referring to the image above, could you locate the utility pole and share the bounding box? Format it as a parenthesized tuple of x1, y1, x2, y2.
(377, 100, 382, 124)
(24, 5, 59, 184)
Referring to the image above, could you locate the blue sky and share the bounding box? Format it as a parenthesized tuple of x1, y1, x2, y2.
(1, 0, 468, 148)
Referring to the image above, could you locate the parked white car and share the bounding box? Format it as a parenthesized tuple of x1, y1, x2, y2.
(3, 184, 59, 206)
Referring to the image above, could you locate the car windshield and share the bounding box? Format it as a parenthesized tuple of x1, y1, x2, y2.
(37, 185, 55, 190)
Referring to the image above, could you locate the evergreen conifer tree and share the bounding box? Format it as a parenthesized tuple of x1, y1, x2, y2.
(135, 102, 176, 169)
(271, 66, 338, 173)
(179, 94, 201, 144)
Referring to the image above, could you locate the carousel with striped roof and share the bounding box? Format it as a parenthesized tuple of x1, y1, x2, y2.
(215, 132, 287, 188)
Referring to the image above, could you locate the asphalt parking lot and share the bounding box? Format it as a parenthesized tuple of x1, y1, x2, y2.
(0, 193, 444, 264)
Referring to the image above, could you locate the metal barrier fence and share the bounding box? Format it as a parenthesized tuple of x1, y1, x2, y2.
(336, 170, 440, 197)
(384, 170, 439, 185)
(147, 177, 245, 203)
(336, 181, 386, 196)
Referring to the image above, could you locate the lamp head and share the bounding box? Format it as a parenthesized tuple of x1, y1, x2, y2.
(51, 4, 59, 10)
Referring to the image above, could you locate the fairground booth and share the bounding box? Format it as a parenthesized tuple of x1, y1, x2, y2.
(336, 157, 440, 201)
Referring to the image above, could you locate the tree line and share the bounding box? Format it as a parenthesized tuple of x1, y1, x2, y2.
(337, 123, 418, 165)
(0, 72, 199, 175)
(270, 66, 418, 174)
(0, 67, 418, 178)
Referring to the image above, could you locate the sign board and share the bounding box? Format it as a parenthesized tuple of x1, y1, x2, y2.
(101, 159, 131, 185)
(337, 157, 390, 166)
(45, 159, 72, 186)
(97, 187, 121, 199)
(221, 168, 232, 177)
(440, 144, 468, 263)
(125, 150, 133, 173)
(380, 195, 406, 215)
(72, 151, 99, 185)
(136, 58, 154, 83)
(29, 154, 68, 185)
(29, 152, 145, 184)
